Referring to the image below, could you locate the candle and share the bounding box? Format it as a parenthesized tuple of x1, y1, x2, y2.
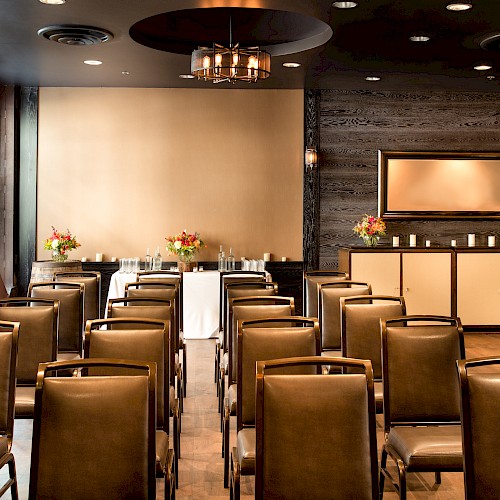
(81, 257, 87, 262)
(425, 240, 431, 247)
(95, 253, 103, 262)
(409, 234, 417, 247)
(392, 236, 400, 247)
(281, 256, 287, 262)
(111, 256, 117, 262)
(451, 240, 457, 247)
(263, 253, 271, 262)
(488, 235, 496, 247)
(468, 234, 475, 247)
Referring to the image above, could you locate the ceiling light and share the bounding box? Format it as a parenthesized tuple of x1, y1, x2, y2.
(365, 76, 380, 81)
(121, 71, 130, 75)
(486, 75, 496, 80)
(332, 1, 358, 8)
(39, 0, 66, 4)
(283, 62, 301, 68)
(446, 3, 472, 11)
(410, 35, 430, 42)
(474, 64, 492, 71)
(179, 74, 195, 79)
(83, 60, 102, 65)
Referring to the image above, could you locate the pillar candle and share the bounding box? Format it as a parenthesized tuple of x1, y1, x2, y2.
(451, 240, 457, 247)
(409, 234, 417, 247)
(488, 235, 496, 247)
(392, 236, 400, 247)
(95, 253, 103, 262)
(468, 234, 475, 247)
(263, 253, 271, 262)
(425, 240, 431, 247)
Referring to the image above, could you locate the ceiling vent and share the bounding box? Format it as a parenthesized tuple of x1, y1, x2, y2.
(37, 25, 113, 45)
(480, 33, 500, 52)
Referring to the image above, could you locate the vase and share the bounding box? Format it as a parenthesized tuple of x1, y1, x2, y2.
(52, 251, 68, 262)
(362, 235, 380, 247)
(178, 256, 194, 273)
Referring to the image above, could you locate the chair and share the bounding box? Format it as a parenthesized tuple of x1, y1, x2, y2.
(457, 357, 500, 500)
(85, 318, 178, 487)
(229, 319, 321, 497)
(340, 295, 406, 412)
(0, 298, 58, 418)
(54, 271, 101, 322)
(28, 281, 84, 355)
(252, 356, 379, 500)
(29, 358, 165, 500)
(380, 315, 465, 499)
(303, 270, 348, 318)
(0, 320, 20, 499)
(318, 280, 371, 355)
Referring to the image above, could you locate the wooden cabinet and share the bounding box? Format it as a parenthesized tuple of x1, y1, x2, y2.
(349, 252, 400, 296)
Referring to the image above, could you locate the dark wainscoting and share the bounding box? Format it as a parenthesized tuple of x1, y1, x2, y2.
(315, 88, 500, 268)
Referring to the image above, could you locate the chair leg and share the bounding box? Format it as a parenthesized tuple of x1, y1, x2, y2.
(230, 447, 240, 500)
(215, 340, 220, 385)
(396, 458, 407, 500)
(165, 449, 175, 499)
(2, 454, 19, 500)
(435, 471, 441, 484)
(223, 401, 230, 487)
(182, 341, 187, 398)
(379, 448, 387, 498)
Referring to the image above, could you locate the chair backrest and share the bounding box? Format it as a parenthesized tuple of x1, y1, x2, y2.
(0, 298, 58, 384)
(318, 281, 371, 351)
(55, 271, 101, 322)
(303, 270, 348, 318)
(85, 318, 170, 432)
(28, 282, 84, 353)
(340, 295, 406, 378)
(0, 321, 19, 440)
(229, 296, 295, 384)
(255, 356, 378, 500)
(381, 315, 465, 429)
(29, 358, 156, 500)
(238, 317, 320, 429)
(458, 357, 500, 500)
(107, 298, 172, 329)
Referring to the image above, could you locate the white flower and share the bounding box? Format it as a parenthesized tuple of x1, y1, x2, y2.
(51, 239, 59, 250)
(174, 240, 182, 250)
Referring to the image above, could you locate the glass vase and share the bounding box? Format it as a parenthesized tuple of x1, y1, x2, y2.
(178, 254, 194, 273)
(362, 235, 380, 247)
(52, 251, 68, 262)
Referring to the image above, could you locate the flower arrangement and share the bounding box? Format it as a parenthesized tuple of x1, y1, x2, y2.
(44, 226, 81, 261)
(166, 230, 206, 263)
(353, 214, 386, 247)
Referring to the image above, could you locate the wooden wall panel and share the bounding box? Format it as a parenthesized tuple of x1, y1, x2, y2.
(318, 89, 500, 268)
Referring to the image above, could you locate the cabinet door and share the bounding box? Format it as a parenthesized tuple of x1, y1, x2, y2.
(402, 253, 451, 316)
(457, 253, 500, 325)
(350, 252, 400, 296)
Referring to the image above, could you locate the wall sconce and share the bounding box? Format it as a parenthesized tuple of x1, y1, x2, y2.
(305, 148, 318, 172)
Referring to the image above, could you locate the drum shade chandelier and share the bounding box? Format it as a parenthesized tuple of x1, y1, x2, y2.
(191, 15, 271, 83)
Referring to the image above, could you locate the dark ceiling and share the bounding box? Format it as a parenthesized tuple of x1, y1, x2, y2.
(0, 0, 499, 92)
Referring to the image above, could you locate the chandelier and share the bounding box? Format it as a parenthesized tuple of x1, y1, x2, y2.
(191, 15, 271, 83)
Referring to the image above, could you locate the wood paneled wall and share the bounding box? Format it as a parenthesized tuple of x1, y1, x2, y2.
(317, 89, 500, 268)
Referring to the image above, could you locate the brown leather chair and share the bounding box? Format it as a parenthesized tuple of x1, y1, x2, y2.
(340, 295, 406, 412)
(85, 318, 178, 487)
(28, 281, 84, 355)
(380, 316, 465, 499)
(54, 271, 101, 322)
(458, 357, 500, 500)
(318, 280, 371, 355)
(303, 270, 348, 318)
(0, 298, 58, 418)
(252, 356, 379, 500)
(229, 319, 321, 497)
(29, 358, 164, 500)
(0, 320, 20, 499)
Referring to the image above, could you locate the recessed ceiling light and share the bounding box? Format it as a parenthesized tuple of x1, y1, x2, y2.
(410, 35, 430, 42)
(283, 62, 301, 68)
(39, 0, 66, 4)
(486, 75, 496, 80)
(83, 60, 102, 65)
(365, 76, 381, 81)
(446, 3, 472, 11)
(474, 64, 492, 71)
(121, 71, 130, 76)
(179, 74, 195, 79)
(332, 1, 358, 8)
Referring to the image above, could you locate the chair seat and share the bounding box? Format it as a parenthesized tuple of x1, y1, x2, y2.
(156, 430, 170, 476)
(14, 386, 35, 418)
(227, 384, 237, 415)
(236, 427, 255, 474)
(0, 436, 8, 455)
(387, 425, 463, 470)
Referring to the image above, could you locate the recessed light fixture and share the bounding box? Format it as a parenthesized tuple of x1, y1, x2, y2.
(446, 3, 472, 11)
(83, 60, 102, 66)
(121, 71, 130, 76)
(333, 1, 358, 8)
(486, 75, 496, 80)
(282, 62, 301, 68)
(365, 76, 381, 81)
(410, 35, 430, 42)
(474, 64, 492, 71)
(179, 74, 195, 79)
(39, 0, 66, 4)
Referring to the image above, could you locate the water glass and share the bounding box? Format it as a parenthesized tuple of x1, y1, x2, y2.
(119, 258, 126, 273)
(133, 257, 140, 272)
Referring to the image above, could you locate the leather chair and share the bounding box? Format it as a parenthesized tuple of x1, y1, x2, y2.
(28, 281, 84, 356)
(0, 320, 20, 499)
(318, 281, 371, 356)
(29, 358, 165, 500)
(303, 270, 348, 318)
(0, 298, 58, 418)
(85, 318, 178, 487)
(229, 319, 321, 497)
(252, 356, 379, 500)
(380, 315, 465, 499)
(54, 271, 101, 322)
(457, 357, 500, 500)
(340, 295, 406, 412)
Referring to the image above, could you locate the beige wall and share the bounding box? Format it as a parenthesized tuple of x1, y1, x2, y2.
(37, 88, 303, 262)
